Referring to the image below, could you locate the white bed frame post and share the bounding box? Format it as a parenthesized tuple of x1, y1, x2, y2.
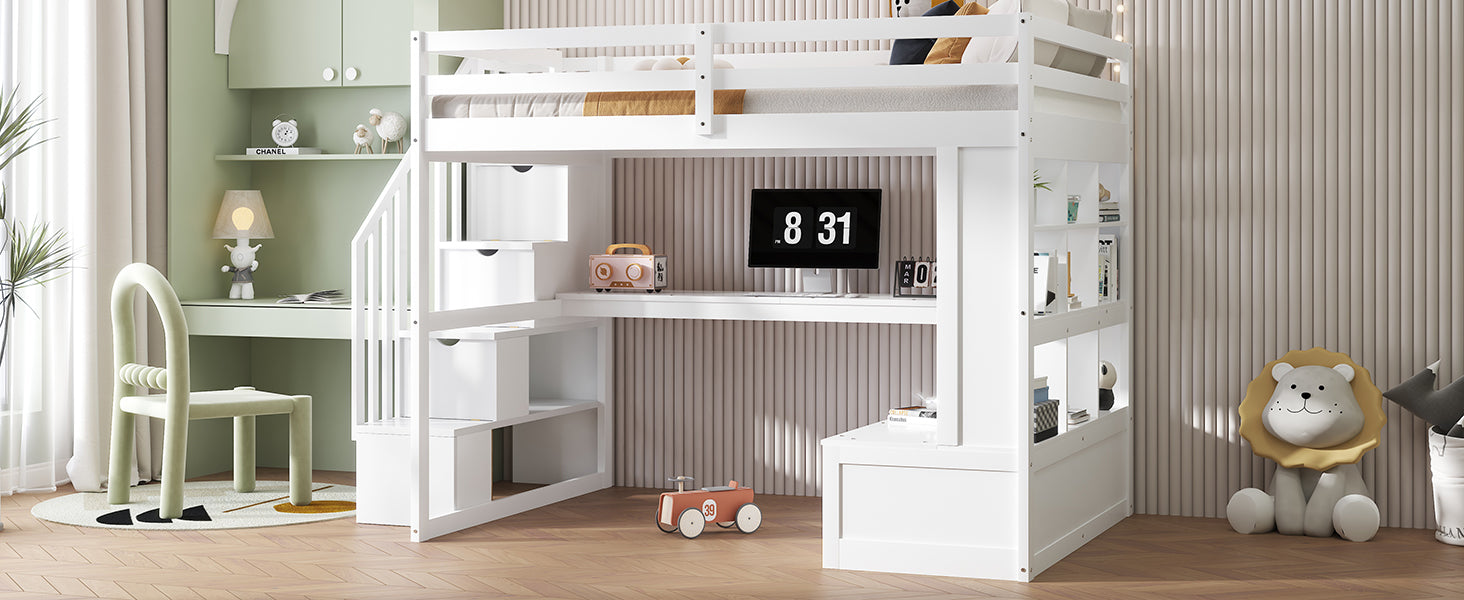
(693, 23, 715, 136)
(408, 29, 433, 542)
(934, 147, 962, 447)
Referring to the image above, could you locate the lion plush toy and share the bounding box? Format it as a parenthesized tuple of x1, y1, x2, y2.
(1227, 348, 1386, 542)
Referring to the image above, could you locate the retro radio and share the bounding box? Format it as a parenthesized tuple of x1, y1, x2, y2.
(589, 244, 668, 292)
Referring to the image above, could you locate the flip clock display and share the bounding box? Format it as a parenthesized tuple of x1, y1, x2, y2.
(893, 257, 936, 297)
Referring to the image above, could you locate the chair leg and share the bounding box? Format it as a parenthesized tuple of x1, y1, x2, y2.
(234, 415, 256, 493)
(107, 410, 135, 506)
(159, 414, 189, 519)
(289, 395, 313, 506)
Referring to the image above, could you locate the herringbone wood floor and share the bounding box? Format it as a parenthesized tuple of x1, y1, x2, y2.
(3, 469, 1463, 599)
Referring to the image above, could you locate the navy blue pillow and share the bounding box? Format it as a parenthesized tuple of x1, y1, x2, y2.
(889, 1, 963, 66)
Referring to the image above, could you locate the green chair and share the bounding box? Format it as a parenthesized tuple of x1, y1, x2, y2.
(108, 263, 311, 519)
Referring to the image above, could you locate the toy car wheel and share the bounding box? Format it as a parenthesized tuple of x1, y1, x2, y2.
(677, 507, 706, 539)
(735, 503, 762, 534)
(656, 508, 677, 533)
(717, 521, 736, 528)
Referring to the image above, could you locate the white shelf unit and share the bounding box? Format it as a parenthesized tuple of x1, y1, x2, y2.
(352, 158, 615, 534)
(348, 14, 1132, 581)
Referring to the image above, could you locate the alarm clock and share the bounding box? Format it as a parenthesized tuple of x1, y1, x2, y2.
(271, 118, 300, 148)
(589, 244, 668, 292)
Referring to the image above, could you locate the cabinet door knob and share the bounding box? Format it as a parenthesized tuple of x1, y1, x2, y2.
(322, 67, 337, 82)
(345, 67, 360, 81)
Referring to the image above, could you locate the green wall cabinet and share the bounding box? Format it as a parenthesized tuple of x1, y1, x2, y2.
(229, 0, 413, 89)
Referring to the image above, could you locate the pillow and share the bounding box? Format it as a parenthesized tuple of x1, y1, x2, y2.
(923, 1, 990, 65)
(890, 1, 963, 65)
(1049, 4, 1112, 76)
(1024, 0, 1068, 67)
(961, 0, 1017, 64)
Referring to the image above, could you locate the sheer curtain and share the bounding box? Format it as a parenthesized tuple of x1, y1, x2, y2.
(0, 0, 166, 505)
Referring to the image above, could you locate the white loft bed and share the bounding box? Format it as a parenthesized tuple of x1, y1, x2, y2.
(350, 13, 1132, 582)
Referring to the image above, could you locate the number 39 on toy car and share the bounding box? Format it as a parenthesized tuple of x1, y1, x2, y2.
(655, 476, 761, 539)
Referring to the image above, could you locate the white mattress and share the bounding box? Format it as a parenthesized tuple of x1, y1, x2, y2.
(431, 85, 1018, 118)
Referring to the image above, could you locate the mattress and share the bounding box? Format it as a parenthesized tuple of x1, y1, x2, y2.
(431, 85, 1018, 118)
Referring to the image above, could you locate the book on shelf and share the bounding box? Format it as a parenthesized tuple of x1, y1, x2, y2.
(1098, 214, 1122, 222)
(1033, 377, 1050, 404)
(1067, 408, 1090, 425)
(245, 147, 322, 156)
(1098, 234, 1118, 303)
(276, 289, 347, 305)
(1032, 251, 1059, 315)
(887, 405, 937, 428)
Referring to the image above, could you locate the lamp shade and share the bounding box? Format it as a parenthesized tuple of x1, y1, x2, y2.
(212, 190, 275, 240)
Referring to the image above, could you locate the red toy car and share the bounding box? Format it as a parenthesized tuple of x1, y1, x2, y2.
(656, 476, 762, 539)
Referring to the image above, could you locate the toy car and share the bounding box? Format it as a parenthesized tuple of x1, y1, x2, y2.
(656, 475, 761, 539)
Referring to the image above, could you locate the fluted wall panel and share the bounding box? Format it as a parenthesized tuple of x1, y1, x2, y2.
(1130, 0, 1462, 528)
(509, 0, 1464, 528)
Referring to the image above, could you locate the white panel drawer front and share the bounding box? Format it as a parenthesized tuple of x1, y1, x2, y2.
(403, 334, 530, 422)
(839, 464, 1017, 547)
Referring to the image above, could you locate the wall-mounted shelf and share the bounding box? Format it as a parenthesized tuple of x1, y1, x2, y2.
(181, 298, 350, 339)
(557, 290, 937, 325)
(215, 153, 407, 162)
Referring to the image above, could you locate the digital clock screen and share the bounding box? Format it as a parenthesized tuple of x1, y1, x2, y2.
(748, 189, 881, 269)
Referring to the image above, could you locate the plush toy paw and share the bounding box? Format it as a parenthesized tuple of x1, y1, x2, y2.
(1227, 488, 1276, 534)
(1333, 494, 1380, 542)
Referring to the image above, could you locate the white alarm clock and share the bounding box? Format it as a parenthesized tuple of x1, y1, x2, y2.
(271, 118, 299, 148)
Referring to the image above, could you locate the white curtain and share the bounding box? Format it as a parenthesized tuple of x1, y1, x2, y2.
(0, 0, 166, 498)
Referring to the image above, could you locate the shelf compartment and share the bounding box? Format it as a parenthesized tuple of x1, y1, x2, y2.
(558, 290, 937, 325)
(1030, 405, 1130, 478)
(180, 298, 349, 339)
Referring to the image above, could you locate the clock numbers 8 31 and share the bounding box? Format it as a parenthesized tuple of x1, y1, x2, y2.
(775, 207, 856, 250)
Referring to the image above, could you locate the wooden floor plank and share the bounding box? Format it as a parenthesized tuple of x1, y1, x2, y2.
(6, 469, 1464, 599)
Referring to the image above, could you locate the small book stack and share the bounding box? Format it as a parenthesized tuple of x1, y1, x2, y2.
(888, 405, 937, 428)
(1067, 408, 1090, 426)
(276, 289, 348, 304)
(246, 147, 322, 156)
(1098, 183, 1120, 222)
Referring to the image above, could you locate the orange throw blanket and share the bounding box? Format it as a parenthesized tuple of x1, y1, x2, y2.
(584, 90, 746, 116)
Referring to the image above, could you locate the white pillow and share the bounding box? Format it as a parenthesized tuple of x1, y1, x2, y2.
(1026, 0, 1069, 66)
(682, 58, 734, 70)
(960, 0, 1068, 66)
(651, 57, 687, 70)
(962, 0, 1018, 64)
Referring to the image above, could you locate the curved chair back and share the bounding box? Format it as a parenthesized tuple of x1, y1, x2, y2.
(111, 263, 190, 421)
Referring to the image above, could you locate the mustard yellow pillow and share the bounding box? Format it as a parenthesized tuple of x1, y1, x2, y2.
(923, 1, 989, 65)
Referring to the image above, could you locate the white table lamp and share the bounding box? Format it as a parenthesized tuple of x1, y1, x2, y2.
(212, 190, 275, 300)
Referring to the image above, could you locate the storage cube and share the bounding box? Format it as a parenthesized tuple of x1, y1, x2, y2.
(405, 329, 529, 422)
(355, 424, 494, 525)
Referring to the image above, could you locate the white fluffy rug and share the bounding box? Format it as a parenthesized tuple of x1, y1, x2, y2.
(32, 480, 356, 531)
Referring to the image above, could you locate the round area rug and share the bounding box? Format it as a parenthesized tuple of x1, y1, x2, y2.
(32, 480, 356, 530)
